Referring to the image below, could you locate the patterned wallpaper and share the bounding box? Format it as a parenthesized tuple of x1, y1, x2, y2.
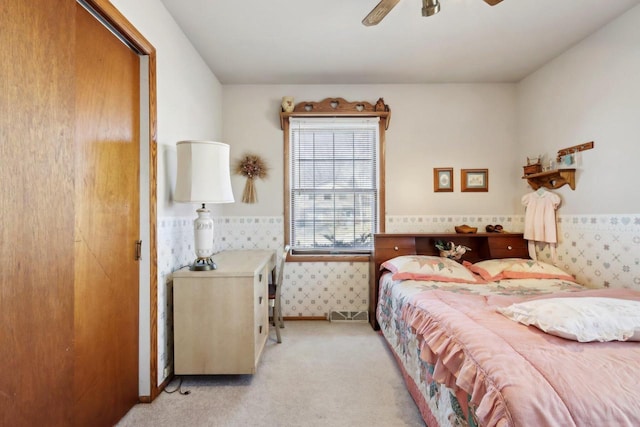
(157, 217, 192, 383)
(221, 216, 369, 318)
(156, 213, 640, 383)
(540, 215, 640, 289)
(386, 214, 525, 233)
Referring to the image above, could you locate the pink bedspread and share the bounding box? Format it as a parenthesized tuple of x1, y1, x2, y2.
(403, 288, 640, 427)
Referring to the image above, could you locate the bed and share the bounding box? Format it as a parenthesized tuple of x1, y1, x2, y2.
(370, 233, 640, 427)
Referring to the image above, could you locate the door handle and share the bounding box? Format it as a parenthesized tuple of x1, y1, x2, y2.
(135, 240, 142, 261)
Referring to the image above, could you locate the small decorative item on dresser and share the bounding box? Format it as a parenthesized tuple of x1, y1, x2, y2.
(435, 240, 471, 260)
(486, 224, 504, 233)
(235, 153, 269, 203)
(454, 224, 477, 234)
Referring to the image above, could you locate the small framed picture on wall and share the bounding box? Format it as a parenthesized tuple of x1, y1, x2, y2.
(461, 169, 489, 192)
(433, 168, 454, 192)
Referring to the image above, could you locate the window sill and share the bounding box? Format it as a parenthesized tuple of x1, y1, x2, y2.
(286, 253, 371, 263)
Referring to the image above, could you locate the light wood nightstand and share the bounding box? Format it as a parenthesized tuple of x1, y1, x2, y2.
(173, 250, 276, 375)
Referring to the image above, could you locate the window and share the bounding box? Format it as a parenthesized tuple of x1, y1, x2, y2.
(288, 117, 380, 254)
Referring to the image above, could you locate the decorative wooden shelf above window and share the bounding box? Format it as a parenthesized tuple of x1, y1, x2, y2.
(522, 168, 576, 190)
(279, 97, 391, 130)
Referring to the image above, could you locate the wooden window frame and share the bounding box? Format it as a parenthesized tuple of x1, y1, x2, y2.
(280, 97, 390, 262)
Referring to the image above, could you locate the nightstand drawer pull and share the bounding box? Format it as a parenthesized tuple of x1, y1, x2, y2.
(394, 246, 399, 251)
(507, 245, 513, 250)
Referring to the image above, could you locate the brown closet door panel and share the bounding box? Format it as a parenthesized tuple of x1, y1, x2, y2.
(0, 1, 76, 426)
(74, 4, 140, 426)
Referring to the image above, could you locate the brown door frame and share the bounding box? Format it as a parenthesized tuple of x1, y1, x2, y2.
(81, 0, 160, 401)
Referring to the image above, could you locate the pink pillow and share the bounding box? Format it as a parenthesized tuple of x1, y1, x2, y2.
(465, 258, 576, 282)
(382, 255, 483, 284)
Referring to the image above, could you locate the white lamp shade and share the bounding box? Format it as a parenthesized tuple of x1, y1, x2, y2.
(174, 140, 235, 204)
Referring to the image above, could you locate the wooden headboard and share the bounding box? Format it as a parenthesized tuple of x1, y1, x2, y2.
(368, 233, 529, 329)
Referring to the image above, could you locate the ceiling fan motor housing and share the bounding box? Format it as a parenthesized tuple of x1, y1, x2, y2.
(422, 0, 441, 17)
(363, 0, 503, 26)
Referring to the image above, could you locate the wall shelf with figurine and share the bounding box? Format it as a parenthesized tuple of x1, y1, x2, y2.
(521, 141, 593, 191)
(522, 168, 576, 190)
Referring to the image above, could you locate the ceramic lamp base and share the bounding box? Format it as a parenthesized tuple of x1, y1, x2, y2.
(191, 205, 216, 270)
(190, 257, 217, 271)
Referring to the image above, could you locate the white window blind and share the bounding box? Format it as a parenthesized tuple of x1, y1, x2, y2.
(289, 117, 379, 253)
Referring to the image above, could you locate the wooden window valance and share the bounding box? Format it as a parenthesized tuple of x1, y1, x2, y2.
(279, 97, 391, 130)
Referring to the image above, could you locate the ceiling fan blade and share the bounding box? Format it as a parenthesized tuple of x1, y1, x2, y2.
(362, 0, 401, 26)
(483, 0, 504, 5)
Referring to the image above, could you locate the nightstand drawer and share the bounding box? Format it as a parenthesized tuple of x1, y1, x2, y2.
(487, 236, 528, 258)
(376, 236, 416, 250)
(253, 263, 270, 364)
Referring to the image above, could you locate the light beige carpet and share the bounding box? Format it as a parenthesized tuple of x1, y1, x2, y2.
(117, 321, 425, 427)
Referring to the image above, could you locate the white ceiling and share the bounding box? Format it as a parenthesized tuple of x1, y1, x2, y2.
(160, 0, 640, 85)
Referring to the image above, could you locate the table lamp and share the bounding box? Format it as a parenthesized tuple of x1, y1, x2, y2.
(174, 140, 235, 270)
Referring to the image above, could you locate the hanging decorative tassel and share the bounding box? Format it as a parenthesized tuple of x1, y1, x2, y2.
(242, 177, 257, 203)
(235, 153, 268, 204)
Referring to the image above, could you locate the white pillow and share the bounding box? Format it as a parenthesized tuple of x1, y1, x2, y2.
(497, 297, 640, 342)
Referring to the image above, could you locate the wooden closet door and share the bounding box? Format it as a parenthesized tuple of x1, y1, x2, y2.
(0, 1, 76, 425)
(74, 4, 140, 426)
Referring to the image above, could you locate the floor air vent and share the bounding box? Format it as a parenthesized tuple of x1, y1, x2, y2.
(329, 310, 369, 322)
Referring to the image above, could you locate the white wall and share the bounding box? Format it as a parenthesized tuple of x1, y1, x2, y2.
(516, 5, 640, 214)
(111, 0, 224, 218)
(222, 84, 520, 217)
(110, 0, 224, 396)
